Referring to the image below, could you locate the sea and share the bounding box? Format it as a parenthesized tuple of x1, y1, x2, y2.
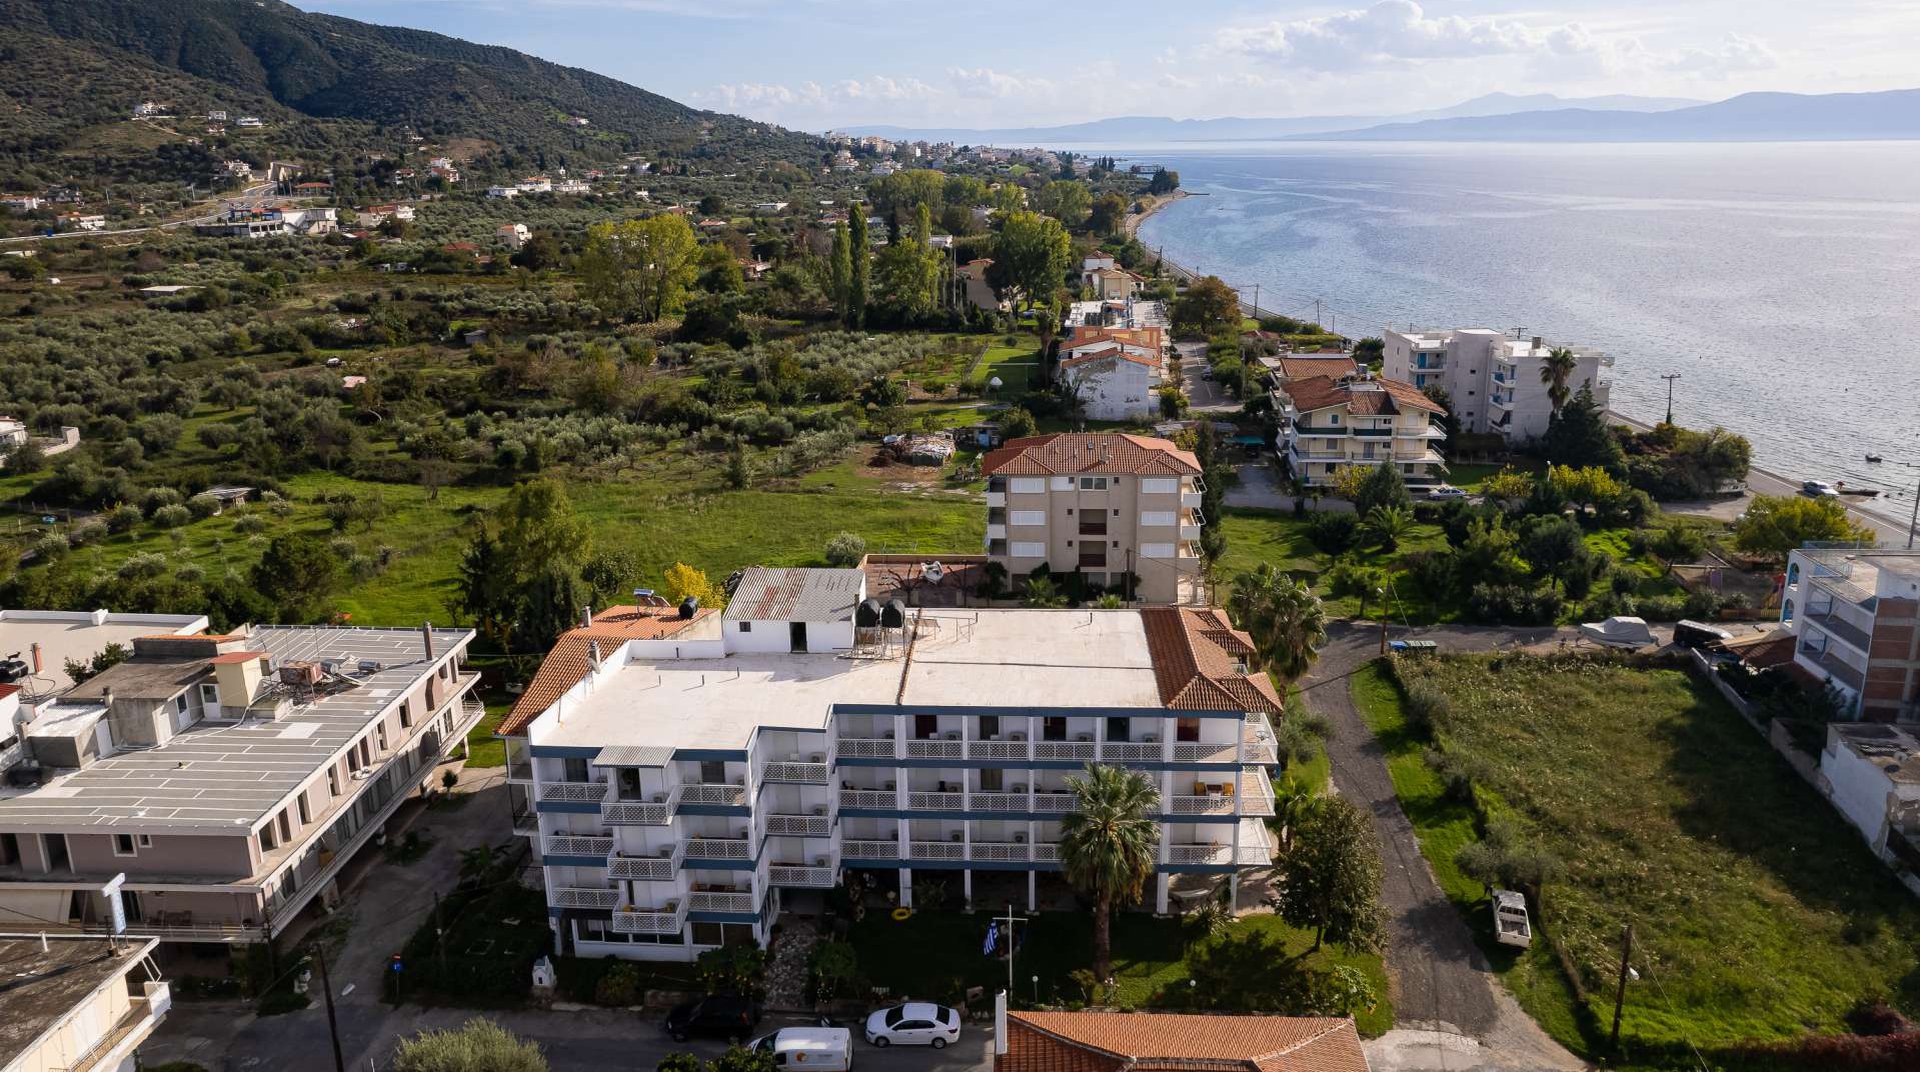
(1106, 140, 1920, 514)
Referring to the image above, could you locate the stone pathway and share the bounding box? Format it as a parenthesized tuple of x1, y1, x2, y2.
(764, 917, 820, 1012)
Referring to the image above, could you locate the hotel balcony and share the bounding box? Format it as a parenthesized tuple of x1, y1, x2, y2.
(689, 888, 757, 913)
(1180, 491, 1203, 508)
(839, 786, 897, 809)
(904, 734, 965, 759)
(769, 850, 840, 888)
(842, 838, 901, 860)
(761, 757, 831, 785)
(1804, 608, 1872, 654)
(552, 885, 620, 909)
(909, 838, 966, 861)
(544, 832, 615, 857)
(602, 786, 678, 825)
(609, 842, 683, 880)
(764, 811, 832, 837)
(967, 735, 1031, 761)
(838, 733, 897, 759)
(679, 782, 749, 807)
(1168, 843, 1234, 865)
(682, 834, 754, 862)
(540, 780, 610, 804)
(611, 900, 688, 934)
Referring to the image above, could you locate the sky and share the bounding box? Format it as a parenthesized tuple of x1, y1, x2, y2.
(292, 1, 1920, 131)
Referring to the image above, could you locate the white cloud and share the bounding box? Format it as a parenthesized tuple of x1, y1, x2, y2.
(1223, 0, 1586, 70)
(1666, 33, 1779, 77)
(947, 66, 1056, 101)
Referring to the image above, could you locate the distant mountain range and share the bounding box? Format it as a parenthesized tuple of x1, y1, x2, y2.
(846, 88, 1920, 145)
(843, 92, 1705, 144)
(1297, 89, 1920, 142)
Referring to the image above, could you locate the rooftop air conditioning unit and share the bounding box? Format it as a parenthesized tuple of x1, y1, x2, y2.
(357, 659, 383, 675)
(657, 845, 674, 858)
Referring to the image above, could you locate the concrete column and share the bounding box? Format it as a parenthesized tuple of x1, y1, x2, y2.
(1154, 873, 1169, 915)
(1229, 870, 1240, 911)
(962, 868, 973, 905)
(1027, 870, 1037, 912)
(898, 867, 913, 909)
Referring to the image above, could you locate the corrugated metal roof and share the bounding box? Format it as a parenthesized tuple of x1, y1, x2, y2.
(724, 568, 864, 623)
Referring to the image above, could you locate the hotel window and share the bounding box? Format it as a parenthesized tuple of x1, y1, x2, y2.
(1078, 476, 1108, 490)
(113, 833, 137, 857)
(1042, 717, 1067, 742)
(1176, 717, 1200, 743)
(297, 793, 311, 825)
(399, 701, 413, 729)
(327, 766, 341, 796)
(698, 760, 727, 785)
(978, 715, 1000, 739)
(979, 769, 1004, 792)
(137, 834, 153, 849)
(1106, 717, 1130, 743)
(259, 824, 277, 853)
(564, 757, 592, 783)
(277, 811, 292, 844)
(377, 724, 389, 753)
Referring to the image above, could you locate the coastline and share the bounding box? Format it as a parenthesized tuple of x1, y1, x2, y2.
(1123, 189, 1192, 238)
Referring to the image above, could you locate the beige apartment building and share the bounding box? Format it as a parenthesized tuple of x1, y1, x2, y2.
(982, 434, 1205, 604)
(0, 619, 478, 945)
(1276, 376, 1448, 489)
(1, 933, 170, 1072)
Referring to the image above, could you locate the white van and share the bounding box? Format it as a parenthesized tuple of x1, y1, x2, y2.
(747, 1027, 854, 1072)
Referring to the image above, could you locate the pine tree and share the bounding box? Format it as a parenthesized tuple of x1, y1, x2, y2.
(829, 223, 851, 316)
(847, 212, 869, 329)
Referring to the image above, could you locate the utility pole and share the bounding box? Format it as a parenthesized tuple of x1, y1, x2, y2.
(1660, 374, 1681, 426)
(1609, 923, 1634, 1051)
(315, 947, 347, 1072)
(1907, 467, 1918, 550)
(1313, 298, 1322, 328)
(433, 890, 447, 975)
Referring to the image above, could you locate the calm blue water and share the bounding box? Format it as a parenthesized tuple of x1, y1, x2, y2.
(1118, 141, 1920, 507)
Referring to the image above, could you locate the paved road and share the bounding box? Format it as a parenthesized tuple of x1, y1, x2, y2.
(1300, 623, 1587, 1072)
(1177, 342, 1237, 413)
(148, 1000, 994, 1072)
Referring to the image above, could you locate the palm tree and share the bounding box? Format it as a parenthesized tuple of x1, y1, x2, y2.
(1059, 764, 1161, 983)
(1362, 505, 1413, 552)
(1227, 563, 1329, 684)
(1539, 346, 1579, 417)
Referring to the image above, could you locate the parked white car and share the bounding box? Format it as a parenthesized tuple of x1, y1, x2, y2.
(1802, 480, 1840, 498)
(863, 1003, 961, 1048)
(1425, 484, 1468, 500)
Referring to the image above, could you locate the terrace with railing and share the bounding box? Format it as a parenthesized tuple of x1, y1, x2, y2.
(611, 900, 687, 934)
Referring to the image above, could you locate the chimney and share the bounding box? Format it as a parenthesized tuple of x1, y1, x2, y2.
(581, 605, 594, 629)
(30, 642, 40, 675)
(994, 990, 1008, 1056)
(1531, 336, 1542, 350)
(102, 686, 114, 710)
(588, 640, 602, 672)
(421, 621, 435, 662)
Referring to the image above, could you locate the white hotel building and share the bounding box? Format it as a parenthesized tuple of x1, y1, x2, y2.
(499, 569, 1282, 962)
(1383, 328, 1612, 441)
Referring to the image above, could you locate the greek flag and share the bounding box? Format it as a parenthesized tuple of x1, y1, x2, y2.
(982, 921, 998, 956)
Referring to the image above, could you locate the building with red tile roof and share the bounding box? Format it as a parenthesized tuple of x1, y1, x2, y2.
(998, 1010, 1367, 1072)
(1276, 376, 1449, 491)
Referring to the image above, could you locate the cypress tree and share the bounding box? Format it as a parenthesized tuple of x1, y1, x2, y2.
(848, 211, 869, 329)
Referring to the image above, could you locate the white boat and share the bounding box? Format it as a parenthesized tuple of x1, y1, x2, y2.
(1492, 889, 1533, 949)
(1578, 616, 1654, 648)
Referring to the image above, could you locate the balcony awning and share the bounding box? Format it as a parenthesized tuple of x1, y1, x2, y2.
(594, 745, 673, 768)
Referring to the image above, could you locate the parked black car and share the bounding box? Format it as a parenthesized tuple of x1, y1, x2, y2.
(665, 994, 762, 1042)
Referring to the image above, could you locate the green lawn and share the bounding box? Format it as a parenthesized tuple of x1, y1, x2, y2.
(1354, 656, 1920, 1063)
(1214, 508, 1454, 622)
(847, 908, 1391, 1037)
(969, 338, 1041, 394)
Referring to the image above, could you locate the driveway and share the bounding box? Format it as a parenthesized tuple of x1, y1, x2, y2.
(1299, 624, 1588, 1072)
(1223, 460, 1291, 510)
(1177, 341, 1238, 413)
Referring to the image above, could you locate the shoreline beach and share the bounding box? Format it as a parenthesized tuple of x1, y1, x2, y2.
(1122, 189, 1191, 237)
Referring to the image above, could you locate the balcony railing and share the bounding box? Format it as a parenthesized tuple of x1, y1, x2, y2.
(968, 841, 1029, 862)
(839, 789, 895, 809)
(544, 833, 614, 857)
(683, 836, 753, 860)
(842, 839, 900, 859)
(540, 781, 610, 804)
(763, 761, 830, 784)
(837, 736, 896, 758)
(967, 739, 1031, 760)
(1169, 843, 1233, 865)
(1034, 740, 1095, 761)
(905, 738, 963, 759)
(968, 791, 1029, 812)
(611, 902, 686, 934)
(552, 886, 620, 909)
(1180, 491, 1203, 508)
(680, 783, 748, 807)
(770, 862, 838, 887)
(907, 790, 965, 810)
(689, 890, 757, 913)
(909, 840, 965, 860)
(1167, 794, 1236, 816)
(1172, 741, 1236, 763)
(764, 813, 832, 837)
(1031, 791, 1076, 812)
(608, 844, 681, 880)
(1240, 769, 1276, 816)
(1030, 842, 1059, 862)
(603, 792, 675, 825)
(1100, 741, 1161, 762)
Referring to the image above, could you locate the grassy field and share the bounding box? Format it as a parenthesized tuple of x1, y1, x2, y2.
(1354, 656, 1920, 1062)
(968, 338, 1042, 394)
(847, 908, 1392, 1037)
(1214, 508, 1455, 621)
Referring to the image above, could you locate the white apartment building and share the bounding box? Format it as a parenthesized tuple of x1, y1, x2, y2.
(1276, 377, 1448, 489)
(1383, 328, 1611, 441)
(499, 571, 1280, 962)
(1779, 547, 1920, 721)
(982, 434, 1205, 605)
(0, 617, 480, 945)
(1, 934, 170, 1072)
(1057, 329, 1168, 423)
(1819, 723, 1920, 876)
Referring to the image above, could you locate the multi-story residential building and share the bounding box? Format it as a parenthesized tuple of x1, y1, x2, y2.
(499, 569, 1281, 962)
(1382, 328, 1611, 440)
(0, 619, 479, 945)
(1819, 722, 1920, 876)
(1, 933, 171, 1072)
(982, 435, 1205, 604)
(1058, 328, 1168, 423)
(1779, 547, 1920, 721)
(1275, 377, 1447, 489)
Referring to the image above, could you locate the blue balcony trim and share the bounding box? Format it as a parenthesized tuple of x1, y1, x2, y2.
(678, 804, 752, 817)
(675, 748, 747, 762)
(688, 911, 760, 925)
(544, 854, 606, 868)
(529, 745, 601, 759)
(535, 800, 602, 814)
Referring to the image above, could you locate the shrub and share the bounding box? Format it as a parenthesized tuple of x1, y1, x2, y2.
(1650, 522, 1707, 562)
(233, 514, 269, 535)
(1400, 679, 1453, 736)
(140, 486, 183, 517)
(117, 553, 168, 581)
(151, 504, 192, 529)
(68, 519, 107, 546)
(1468, 583, 1563, 625)
(594, 961, 644, 1006)
(824, 531, 867, 568)
(31, 532, 68, 559)
(106, 503, 144, 534)
(1423, 745, 1489, 804)
(1454, 817, 1561, 893)
(392, 1019, 548, 1072)
(1305, 511, 1360, 555)
(187, 493, 221, 519)
(175, 563, 206, 584)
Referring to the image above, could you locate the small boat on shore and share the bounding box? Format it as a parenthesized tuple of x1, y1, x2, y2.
(1835, 481, 1879, 497)
(1866, 453, 1884, 463)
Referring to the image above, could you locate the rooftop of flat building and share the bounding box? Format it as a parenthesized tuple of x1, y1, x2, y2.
(1830, 723, 1920, 786)
(0, 610, 208, 704)
(539, 609, 1166, 752)
(0, 625, 472, 832)
(0, 934, 157, 1069)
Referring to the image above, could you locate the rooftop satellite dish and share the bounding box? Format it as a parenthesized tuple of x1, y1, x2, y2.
(988, 376, 1003, 390)
(923, 561, 945, 583)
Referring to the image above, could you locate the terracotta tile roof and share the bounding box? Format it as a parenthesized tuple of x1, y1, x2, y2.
(1141, 608, 1283, 713)
(1060, 346, 1162, 371)
(1375, 378, 1445, 414)
(207, 651, 267, 665)
(982, 434, 1199, 477)
(1276, 376, 1346, 415)
(1275, 356, 1357, 383)
(497, 606, 717, 735)
(1282, 378, 1441, 418)
(1066, 326, 1164, 354)
(1001, 1012, 1367, 1072)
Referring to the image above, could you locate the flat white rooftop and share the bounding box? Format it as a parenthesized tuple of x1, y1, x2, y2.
(541, 609, 1163, 753)
(0, 610, 207, 703)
